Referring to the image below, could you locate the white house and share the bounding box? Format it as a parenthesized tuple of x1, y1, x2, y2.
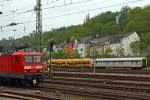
(121, 32, 140, 56)
(78, 32, 140, 57)
(109, 32, 140, 56)
(77, 36, 93, 58)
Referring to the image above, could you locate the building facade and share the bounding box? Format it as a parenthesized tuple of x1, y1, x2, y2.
(77, 32, 140, 58)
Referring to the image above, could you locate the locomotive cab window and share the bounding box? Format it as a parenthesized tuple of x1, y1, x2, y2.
(33, 56, 41, 62)
(24, 55, 42, 62)
(24, 56, 32, 62)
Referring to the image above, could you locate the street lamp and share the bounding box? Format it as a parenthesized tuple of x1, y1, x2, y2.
(90, 41, 96, 73)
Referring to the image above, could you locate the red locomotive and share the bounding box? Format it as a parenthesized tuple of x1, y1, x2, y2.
(0, 51, 44, 86)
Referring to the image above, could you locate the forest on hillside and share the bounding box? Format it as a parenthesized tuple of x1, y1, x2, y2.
(0, 6, 150, 55)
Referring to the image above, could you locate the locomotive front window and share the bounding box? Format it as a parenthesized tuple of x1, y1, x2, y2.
(33, 56, 41, 62)
(24, 56, 32, 62)
(24, 55, 42, 62)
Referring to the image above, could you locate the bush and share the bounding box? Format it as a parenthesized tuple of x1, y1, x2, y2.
(146, 56, 150, 66)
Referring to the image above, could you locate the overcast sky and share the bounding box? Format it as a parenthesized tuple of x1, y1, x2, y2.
(0, 0, 150, 40)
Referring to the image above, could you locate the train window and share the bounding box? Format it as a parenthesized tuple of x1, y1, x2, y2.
(24, 56, 32, 62)
(118, 61, 123, 64)
(136, 61, 138, 64)
(33, 56, 41, 62)
(131, 61, 134, 64)
(113, 61, 115, 64)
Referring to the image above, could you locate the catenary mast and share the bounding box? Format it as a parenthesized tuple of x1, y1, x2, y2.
(35, 0, 42, 52)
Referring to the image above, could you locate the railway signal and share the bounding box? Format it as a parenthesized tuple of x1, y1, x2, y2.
(48, 40, 54, 78)
(49, 42, 54, 52)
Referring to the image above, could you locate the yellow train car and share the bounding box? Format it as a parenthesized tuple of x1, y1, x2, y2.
(48, 59, 67, 66)
(66, 59, 81, 67)
(48, 58, 94, 67)
(80, 58, 94, 67)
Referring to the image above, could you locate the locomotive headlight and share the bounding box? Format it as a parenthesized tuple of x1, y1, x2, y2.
(35, 66, 42, 69)
(24, 66, 32, 69)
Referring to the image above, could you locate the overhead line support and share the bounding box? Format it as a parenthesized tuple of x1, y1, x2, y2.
(35, 0, 42, 52)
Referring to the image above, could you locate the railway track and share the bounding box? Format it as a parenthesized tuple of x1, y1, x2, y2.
(1, 78, 149, 100)
(41, 71, 150, 99)
(51, 76, 150, 87)
(0, 92, 39, 100)
(37, 81, 150, 100)
(2, 79, 149, 100)
(52, 72, 150, 82)
(52, 66, 150, 74)
(1, 71, 150, 100)
(44, 78, 150, 93)
(0, 87, 60, 100)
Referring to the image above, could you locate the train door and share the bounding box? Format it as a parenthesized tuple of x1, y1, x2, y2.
(13, 55, 22, 73)
(4, 55, 11, 73)
(7, 56, 11, 73)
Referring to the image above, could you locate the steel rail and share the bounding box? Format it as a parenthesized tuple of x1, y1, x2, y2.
(36, 84, 150, 100)
(52, 66, 150, 74)
(52, 72, 150, 81)
(44, 79, 150, 93)
(0, 89, 60, 100)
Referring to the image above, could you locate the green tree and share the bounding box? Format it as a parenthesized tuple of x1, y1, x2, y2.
(119, 6, 130, 31)
(124, 9, 150, 34)
(101, 21, 118, 36)
(104, 47, 112, 57)
(55, 49, 68, 58)
(73, 49, 80, 58)
(130, 41, 141, 56)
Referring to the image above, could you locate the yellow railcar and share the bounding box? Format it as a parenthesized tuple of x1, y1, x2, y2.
(48, 58, 94, 67)
(80, 58, 94, 67)
(48, 59, 67, 66)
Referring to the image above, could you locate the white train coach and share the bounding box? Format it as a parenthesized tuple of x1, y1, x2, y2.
(94, 57, 147, 68)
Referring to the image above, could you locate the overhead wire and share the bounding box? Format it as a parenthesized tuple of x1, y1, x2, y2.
(0, 0, 98, 18)
(1, 0, 59, 16)
(42, 0, 102, 10)
(0, 0, 143, 31)
(0, 0, 112, 37)
(0, 0, 144, 38)
(12, 0, 142, 37)
(0, 0, 144, 18)
(0, 0, 102, 36)
(0, 0, 9, 3)
(17, 0, 143, 24)
(0, 0, 144, 25)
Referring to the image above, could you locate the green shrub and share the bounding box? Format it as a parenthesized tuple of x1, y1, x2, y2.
(146, 56, 150, 66)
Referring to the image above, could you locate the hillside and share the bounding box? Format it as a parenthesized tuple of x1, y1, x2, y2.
(0, 6, 150, 54)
